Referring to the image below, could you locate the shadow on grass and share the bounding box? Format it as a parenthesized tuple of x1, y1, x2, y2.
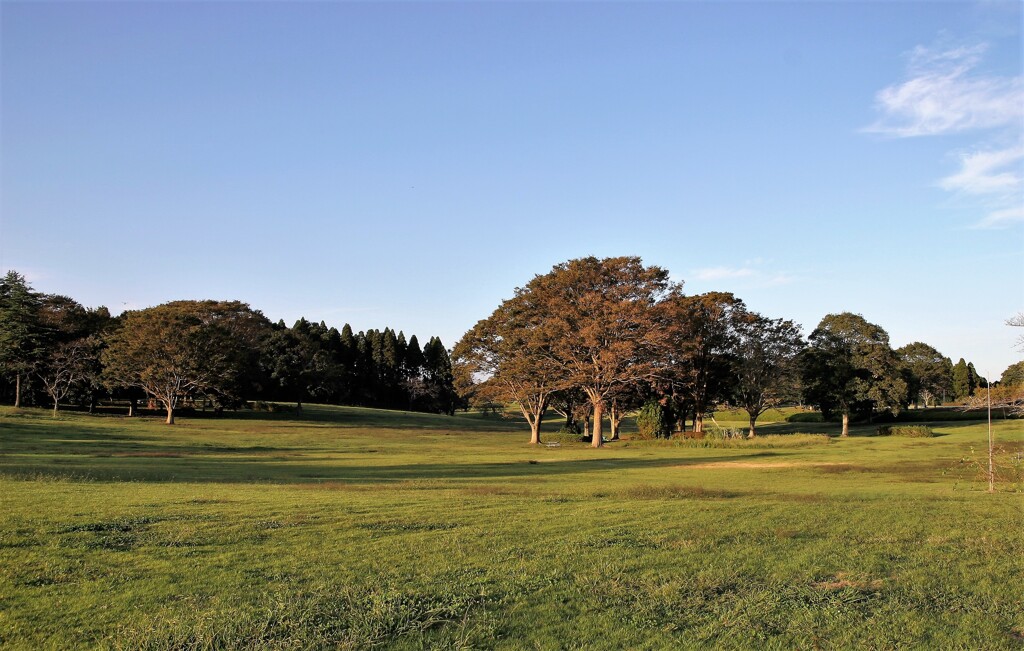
(747, 419, 991, 437)
(0, 447, 778, 485)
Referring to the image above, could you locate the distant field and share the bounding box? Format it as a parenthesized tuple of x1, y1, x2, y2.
(1, 405, 1021, 649)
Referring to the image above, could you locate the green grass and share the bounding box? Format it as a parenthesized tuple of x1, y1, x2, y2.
(1, 404, 1022, 649)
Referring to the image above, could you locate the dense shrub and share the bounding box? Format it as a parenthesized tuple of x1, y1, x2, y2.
(545, 430, 585, 444)
(635, 401, 672, 439)
(876, 424, 934, 437)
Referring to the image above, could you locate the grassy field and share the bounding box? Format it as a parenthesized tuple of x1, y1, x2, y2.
(1, 405, 1022, 650)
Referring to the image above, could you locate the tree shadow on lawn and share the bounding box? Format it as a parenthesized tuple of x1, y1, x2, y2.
(0, 450, 780, 485)
(750, 420, 996, 437)
(0, 419, 314, 457)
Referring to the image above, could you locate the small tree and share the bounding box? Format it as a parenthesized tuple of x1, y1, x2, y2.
(732, 313, 804, 437)
(662, 292, 746, 433)
(38, 337, 100, 416)
(453, 297, 562, 444)
(635, 400, 672, 439)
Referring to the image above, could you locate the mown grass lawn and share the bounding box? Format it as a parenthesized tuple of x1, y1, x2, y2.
(1, 405, 1021, 649)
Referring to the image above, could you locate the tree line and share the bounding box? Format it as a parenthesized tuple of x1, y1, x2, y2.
(452, 256, 1020, 446)
(2, 262, 1019, 434)
(0, 271, 458, 423)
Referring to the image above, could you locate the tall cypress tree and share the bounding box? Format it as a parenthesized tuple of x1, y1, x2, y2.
(0, 271, 43, 407)
(422, 337, 457, 415)
(405, 334, 425, 379)
(952, 358, 971, 400)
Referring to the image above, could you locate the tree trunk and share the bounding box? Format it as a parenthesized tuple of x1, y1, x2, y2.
(53, 397, 60, 417)
(609, 402, 619, 440)
(841, 412, 849, 437)
(694, 412, 704, 433)
(592, 401, 604, 448)
(530, 418, 541, 445)
(748, 414, 757, 438)
(14, 373, 21, 408)
(128, 397, 136, 417)
(166, 405, 175, 425)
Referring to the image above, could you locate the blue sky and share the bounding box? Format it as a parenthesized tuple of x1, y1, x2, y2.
(2, 1, 1021, 378)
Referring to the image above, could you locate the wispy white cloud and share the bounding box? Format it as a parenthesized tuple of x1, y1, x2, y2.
(692, 265, 795, 287)
(866, 41, 1023, 229)
(940, 144, 1024, 195)
(864, 44, 1023, 137)
(694, 266, 755, 281)
(971, 206, 1024, 230)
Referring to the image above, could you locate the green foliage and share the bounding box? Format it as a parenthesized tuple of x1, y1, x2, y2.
(897, 342, 953, 407)
(0, 271, 44, 403)
(546, 429, 585, 444)
(801, 313, 908, 427)
(876, 425, 934, 437)
(952, 358, 976, 400)
(635, 400, 672, 439)
(1000, 360, 1024, 387)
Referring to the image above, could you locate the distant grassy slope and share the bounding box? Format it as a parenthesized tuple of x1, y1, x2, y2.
(1, 405, 1021, 649)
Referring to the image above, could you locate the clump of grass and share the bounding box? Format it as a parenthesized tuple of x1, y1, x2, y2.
(877, 425, 934, 438)
(114, 583, 498, 651)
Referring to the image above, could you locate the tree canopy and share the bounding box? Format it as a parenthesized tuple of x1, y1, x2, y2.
(801, 313, 907, 437)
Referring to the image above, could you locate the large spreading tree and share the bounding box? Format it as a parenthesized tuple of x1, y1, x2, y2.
(520, 256, 679, 448)
(103, 301, 270, 424)
(801, 312, 907, 437)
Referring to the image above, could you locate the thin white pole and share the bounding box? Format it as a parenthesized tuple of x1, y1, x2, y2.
(988, 375, 994, 494)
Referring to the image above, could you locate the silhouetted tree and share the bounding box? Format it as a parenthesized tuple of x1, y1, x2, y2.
(662, 292, 746, 433)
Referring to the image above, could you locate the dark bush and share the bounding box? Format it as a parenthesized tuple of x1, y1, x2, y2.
(635, 401, 672, 439)
(877, 424, 934, 437)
